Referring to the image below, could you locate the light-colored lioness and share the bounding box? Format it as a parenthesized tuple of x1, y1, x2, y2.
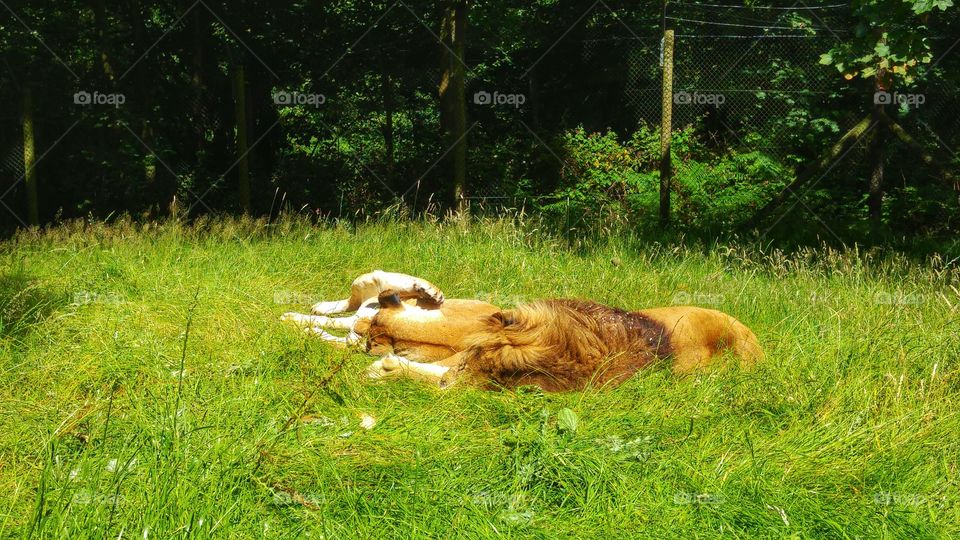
(281, 271, 763, 391)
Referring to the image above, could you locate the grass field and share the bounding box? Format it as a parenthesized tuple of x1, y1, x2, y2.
(1, 216, 958, 538)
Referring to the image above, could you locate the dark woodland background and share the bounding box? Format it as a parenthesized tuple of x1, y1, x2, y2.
(1, 1, 958, 252)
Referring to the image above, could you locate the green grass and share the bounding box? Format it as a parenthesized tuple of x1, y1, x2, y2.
(1, 215, 958, 539)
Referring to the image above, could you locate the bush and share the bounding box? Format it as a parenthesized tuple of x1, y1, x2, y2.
(539, 124, 791, 234)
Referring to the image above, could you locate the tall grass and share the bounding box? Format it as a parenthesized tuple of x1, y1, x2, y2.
(0, 215, 957, 538)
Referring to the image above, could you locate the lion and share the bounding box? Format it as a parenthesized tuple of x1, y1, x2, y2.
(281, 271, 763, 391)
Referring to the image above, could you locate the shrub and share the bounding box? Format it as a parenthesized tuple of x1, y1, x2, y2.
(540, 124, 791, 234)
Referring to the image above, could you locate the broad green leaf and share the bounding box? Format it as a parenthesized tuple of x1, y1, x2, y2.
(558, 408, 579, 434)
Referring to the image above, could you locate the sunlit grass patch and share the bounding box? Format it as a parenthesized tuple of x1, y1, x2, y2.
(0, 216, 957, 538)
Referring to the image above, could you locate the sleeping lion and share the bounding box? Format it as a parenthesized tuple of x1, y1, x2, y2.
(281, 271, 763, 391)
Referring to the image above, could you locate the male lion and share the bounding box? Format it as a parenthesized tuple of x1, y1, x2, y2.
(281, 271, 762, 391)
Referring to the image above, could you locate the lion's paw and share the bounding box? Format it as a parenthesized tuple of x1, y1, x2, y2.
(413, 282, 445, 306)
(366, 360, 388, 379)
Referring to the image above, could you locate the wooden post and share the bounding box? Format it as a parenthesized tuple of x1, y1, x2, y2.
(232, 63, 251, 214)
(659, 29, 674, 228)
(22, 87, 39, 226)
(440, 1, 468, 213)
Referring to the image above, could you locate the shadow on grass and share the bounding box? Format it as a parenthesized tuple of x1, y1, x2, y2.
(0, 269, 65, 340)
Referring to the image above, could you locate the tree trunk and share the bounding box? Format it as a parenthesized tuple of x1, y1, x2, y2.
(382, 68, 394, 171)
(742, 115, 875, 230)
(866, 120, 886, 229)
(133, 11, 156, 191)
(22, 87, 39, 226)
(878, 110, 955, 188)
(191, 8, 207, 173)
(232, 63, 251, 214)
(528, 66, 540, 132)
(867, 75, 887, 230)
(439, 2, 468, 212)
(142, 122, 157, 186)
(92, 0, 116, 82)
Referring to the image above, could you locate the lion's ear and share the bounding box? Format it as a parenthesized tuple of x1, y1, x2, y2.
(490, 310, 517, 328)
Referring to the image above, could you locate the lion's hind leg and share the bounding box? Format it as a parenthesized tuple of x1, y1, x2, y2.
(311, 270, 444, 315)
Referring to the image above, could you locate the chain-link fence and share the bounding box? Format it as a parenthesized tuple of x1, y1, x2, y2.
(671, 34, 839, 160)
(0, 2, 955, 231)
(454, 3, 957, 236)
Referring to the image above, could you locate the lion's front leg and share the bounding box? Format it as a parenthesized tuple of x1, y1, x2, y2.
(310, 299, 352, 315)
(366, 354, 452, 385)
(281, 312, 358, 330)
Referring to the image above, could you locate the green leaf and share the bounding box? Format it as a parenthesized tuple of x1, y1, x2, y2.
(875, 43, 890, 57)
(557, 408, 579, 434)
(819, 52, 834, 65)
(911, 0, 954, 14)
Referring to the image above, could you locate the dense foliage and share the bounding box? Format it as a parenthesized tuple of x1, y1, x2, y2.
(0, 1, 957, 248)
